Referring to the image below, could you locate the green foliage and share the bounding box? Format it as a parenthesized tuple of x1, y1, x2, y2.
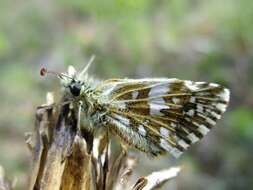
(229, 108, 253, 140)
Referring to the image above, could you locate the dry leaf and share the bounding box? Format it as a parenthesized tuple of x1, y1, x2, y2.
(132, 167, 181, 190)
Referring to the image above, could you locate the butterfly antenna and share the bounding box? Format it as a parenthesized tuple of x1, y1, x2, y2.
(40, 67, 73, 80)
(79, 55, 96, 77)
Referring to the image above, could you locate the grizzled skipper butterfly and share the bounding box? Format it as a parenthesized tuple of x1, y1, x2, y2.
(41, 56, 230, 158)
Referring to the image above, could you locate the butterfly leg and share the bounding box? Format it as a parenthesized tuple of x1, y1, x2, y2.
(77, 101, 83, 135)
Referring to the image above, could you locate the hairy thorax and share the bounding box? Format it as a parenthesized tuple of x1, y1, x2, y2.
(78, 89, 108, 132)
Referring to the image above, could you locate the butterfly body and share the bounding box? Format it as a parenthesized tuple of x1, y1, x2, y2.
(44, 64, 230, 158)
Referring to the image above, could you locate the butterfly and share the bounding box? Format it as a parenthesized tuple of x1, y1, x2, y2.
(40, 56, 230, 158)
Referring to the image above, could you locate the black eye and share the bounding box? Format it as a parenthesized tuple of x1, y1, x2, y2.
(69, 84, 81, 96)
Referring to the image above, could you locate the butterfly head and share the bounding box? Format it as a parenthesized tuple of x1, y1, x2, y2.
(40, 55, 95, 97)
(67, 78, 83, 97)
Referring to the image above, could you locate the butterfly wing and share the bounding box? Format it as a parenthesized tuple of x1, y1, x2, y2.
(96, 78, 230, 158)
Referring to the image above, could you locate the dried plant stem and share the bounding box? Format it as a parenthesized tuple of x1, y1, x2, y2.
(0, 165, 12, 190)
(27, 101, 89, 190)
(26, 94, 180, 190)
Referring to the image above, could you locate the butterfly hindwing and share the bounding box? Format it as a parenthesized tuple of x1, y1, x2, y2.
(96, 79, 230, 158)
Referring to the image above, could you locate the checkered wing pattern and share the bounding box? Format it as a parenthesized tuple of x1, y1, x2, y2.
(96, 78, 230, 158)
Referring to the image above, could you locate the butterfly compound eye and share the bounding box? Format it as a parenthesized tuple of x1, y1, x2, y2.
(40, 68, 47, 76)
(69, 84, 81, 96)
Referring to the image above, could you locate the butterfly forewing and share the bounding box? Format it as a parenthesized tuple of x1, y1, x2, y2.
(96, 78, 230, 158)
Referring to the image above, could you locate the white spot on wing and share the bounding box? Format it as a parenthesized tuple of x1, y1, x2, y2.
(190, 97, 196, 103)
(102, 84, 117, 96)
(151, 97, 166, 104)
(160, 127, 170, 138)
(171, 122, 177, 128)
(150, 103, 170, 116)
(210, 83, 219, 87)
(172, 97, 180, 104)
(219, 88, 230, 102)
(188, 133, 199, 143)
(178, 140, 189, 149)
(216, 103, 227, 112)
(171, 148, 183, 158)
(196, 82, 206, 85)
(160, 139, 173, 152)
(211, 111, 221, 119)
(197, 105, 204, 113)
(148, 84, 169, 97)
(185, 81, 199, 91)
(138, 125, 147, 136)
(186, 109, 195, 116)
(160, 139, 182, 158)
(206, 117, 216, 125)
(116, 102, 126, 109)
(198, 125, 210, 135)
(132, 91, 139, 99)
(193, 121, 201, 127)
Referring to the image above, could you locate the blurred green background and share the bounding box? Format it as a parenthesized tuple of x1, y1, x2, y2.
(0, 0, 253, 189)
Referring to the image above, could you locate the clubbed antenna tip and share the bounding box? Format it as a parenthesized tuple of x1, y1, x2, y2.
(40, 67, 47, 76)
(40, 67, 74, 80)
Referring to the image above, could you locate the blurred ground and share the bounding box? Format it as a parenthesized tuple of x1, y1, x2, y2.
(0, 0, 253, 189)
